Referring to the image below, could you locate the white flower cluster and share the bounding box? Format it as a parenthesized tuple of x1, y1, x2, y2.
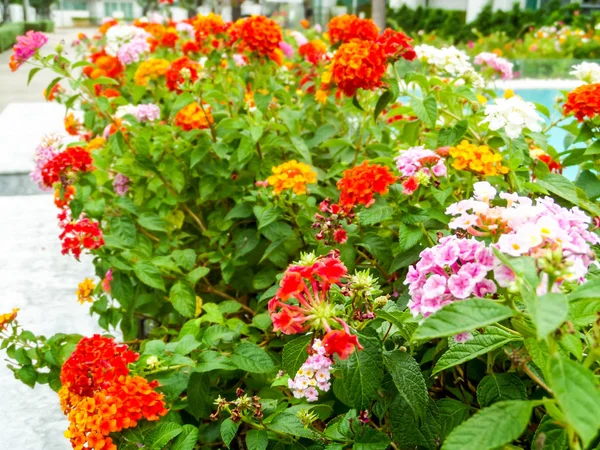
(105, 25, 151, 60)
(480, 96, 542, 139)
(415, 44, 483, 87)
(570, 62, 600, 84)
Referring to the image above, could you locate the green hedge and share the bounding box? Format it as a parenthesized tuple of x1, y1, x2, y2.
(24, 20, 55, 33)
(0, 22, 25, 52)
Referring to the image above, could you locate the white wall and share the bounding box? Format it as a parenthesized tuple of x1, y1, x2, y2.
(52, 9, 89, 27)
(430, 0, 468, 10)
(9, 4, 36, 22)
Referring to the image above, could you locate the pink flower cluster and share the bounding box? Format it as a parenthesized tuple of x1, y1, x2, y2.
(113, 173, 130, 196)
(474, 52, 514, 80)
(288, 339, 332, 402)
(30, 134, 63, 191)
(118, 37, 151, 65)
(116, 104, 160, 122)
(394, 146, 447, 195)
(405, 235, 497, 318)
(10, 31, 47, 70)
(279, 41, 294, 58)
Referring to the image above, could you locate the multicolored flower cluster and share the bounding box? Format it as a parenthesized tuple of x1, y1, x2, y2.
(105, 25, 151, 65)
(449, 140, 508, 176)
(9, 30, 47, 71)
(0, 308, 19, 331)
(563, 83, 600, 121)
(327, 14, 379, 45)
(59, 335, 167, 450)
(165, 57, 200, 92)
(481, 96, 542, 139)
(266, 160, 317, 195)
(474, 52, 514, 80)
(115, 103, 161, 122)
(288, 340, 332, 402)
(134, 58, 170, 86)
(41, 146, 94, 189)
(174, 102, 214, 131)
(395, 146, 447, 195)
(58, 211, 105, 259)
(31, 134, 62, 191)
(337, 161, 396, 209)
(405, 235, 497, 318)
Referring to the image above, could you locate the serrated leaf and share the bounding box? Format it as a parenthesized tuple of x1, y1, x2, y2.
(414, 298, 515, 340)
(230, 343, 276, 373)
(567, 280, 600, 302)
(246, 430, 268, 450)
(220, 418, 240, 449)
(437, 120, 468, 147)
(145, 422, 183, 449)
(410, 95, 437, 128)
(442, 401, 533, 450)
(525, 291, 568, 339)
(438, 399, 470, 439)
(433, 326, 521, 375)
(282, 334, 312, 376)
(390, 397, 441, 449)
(354, 426, 392, 449)
(138, 213, 167, 232)
(359, 205, 393, 226)
(171, 425, 199, 450)
(476, 373, 527, 407)
(384, 350, 428, 420)
(531, 414, 568, 450)
(170, 281, 196, 318)
(547, 355, 600, 447)
(187, 266, 210, 286)
(186, 372, 211, 420)
(133, 262, 165, 291)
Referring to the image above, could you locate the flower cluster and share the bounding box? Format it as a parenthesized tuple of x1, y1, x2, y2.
(415, 45, 483, 86)
(116, 103, 161, 122)
(449, 140, 508, 176)
(54, 185, 76, 209)
(192, 13, 227, 41)
(31, 134, 62, 190)
(395, 146, 447, 195)
(474, 52, 514, 80)
(299, 40, 328, 65)
(337, 161, 396, 209)
(234, 15, 282, 58)
(570, 62, 600, 84)
(174, 102, 214, 131)
(9, 30, 47, 71)
(481, 96, 543, 139)
(324, 39, 387, 97)
(83, 50, 123, 80)
(105, 25, 151, 65)
(563, 83, 600, 121)
(313, 199, 353, 245)
(113, 173, 130, 196)
(0, 308, 19, 331)
(377, 28, 416, 62)
(58, 211, 105, 259)
(59, 336, 167, 450)
(134, 58, 170, 86)
(64, 113, 82, 136)
(405, 235, 497, 318)
(327, 15, 379, 45)
(266, 160, 317, 195)
(76, 278, 95, 304)
(165, 57, 200, 92)
(288, 340, 332, 402)
(268, 253, 362, 359)
(40, 146, 93, 189)
(530, 147, 562, 173)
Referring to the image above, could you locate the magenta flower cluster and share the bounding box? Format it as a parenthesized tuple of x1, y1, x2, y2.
(474, 52, 514, 80)
(405, 235, 497, 319)
(288, 339, 332, 402)
(395, 146, 447, 178)
(12, 30, 48, 63)
(113, 173, 130, 196)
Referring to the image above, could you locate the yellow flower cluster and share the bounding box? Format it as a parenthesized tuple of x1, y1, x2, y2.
(134, 58, 170, 86)
(449, 140, 508, 176)
(0, 308, 19, 331)
(267, 160, 317, 195)
(85, 136, 106, 152)
(76, 278, 96, 304)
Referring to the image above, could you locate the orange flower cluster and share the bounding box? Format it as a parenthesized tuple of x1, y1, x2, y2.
(563, 83, 600, 121)
(327, 14, 379, 45)
(165, 57, 200, 92)
(299, 40, 328, 65)
(98, 19, 118, 34)
(175, 102, 213, 131)
(83, 50, 123, 80)
(54, 185, 76, 209)
(193, 13, 227, 41)
(64, 113, 82, 136)
(267, 160, 317, 195)
(134, 58, 170, 86)
(76, 278, 96, 304)
(337, 161, 397, 208)
(324, 39, 387, 97)
(233, 15, 282, 57)
(449, 140, 509, 176)
(86, 137, 106, 152)
(0, 308, 19, 331)
(59, 335, 167, 450)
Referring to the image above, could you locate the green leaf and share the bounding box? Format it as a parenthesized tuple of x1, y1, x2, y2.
(110, 216, 137, 248)
(374, 90, 394, 121)
(171, 425, 199, 450)
(138, 213, 167, 232)
(220, 418, 240, 449)
(186, 372, 211, 420)
(547, 355, 600, 447)
(438, 399, 470, 439)
(171, 92, 195, 115)
(531, 414, 568, 450)
(230, 343, 276, 373)
(354, 426, 392, 449)
(359, 205, 394, 226)
(433, 326, 521, 375)
(390, 397, 441, 449)
(352, 94, 364, 111)
(415, 298, 515, 340)
(528, 293, 569, 339)
(28, 67, 43, 86)
(334, 333, 383, 409)
(536, 172, 600, 217)
(442, 401, 533, 450)
(567, 280, 600, 302)
(45, 77, 62, 99)
(437, 120, 468, 147)
(145, 422, 183, 449)
(246, 430, 268, 450)
(187, 267, 210, 286)
(133, 262, 165, 291)
(282, 334, 312, 376)
(266, 409, 320, 439)
(410, 95, 437, 128)
(384, 350, 428, 421)
(170, 281, 197, 318)
(476, 373, 527, 407)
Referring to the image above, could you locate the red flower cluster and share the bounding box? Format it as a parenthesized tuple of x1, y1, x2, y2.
(377, 28, 416, 61)
(192, 13, 227, 42)
(313, 198, 354, 245)
(58, 211, 104, 259)
(337, 161, 397, 209)
(165, 57, 200, 92)
(41, 146, 93, 188)
(563, 83, 600, 121)
(60, 336, 167, 450)
(327, 14, 379, 45)
(299, 40, 328, 65)
(233, 15, 282, 57)
(327, 39, 388, 97)
(268, 253, 362, 360)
